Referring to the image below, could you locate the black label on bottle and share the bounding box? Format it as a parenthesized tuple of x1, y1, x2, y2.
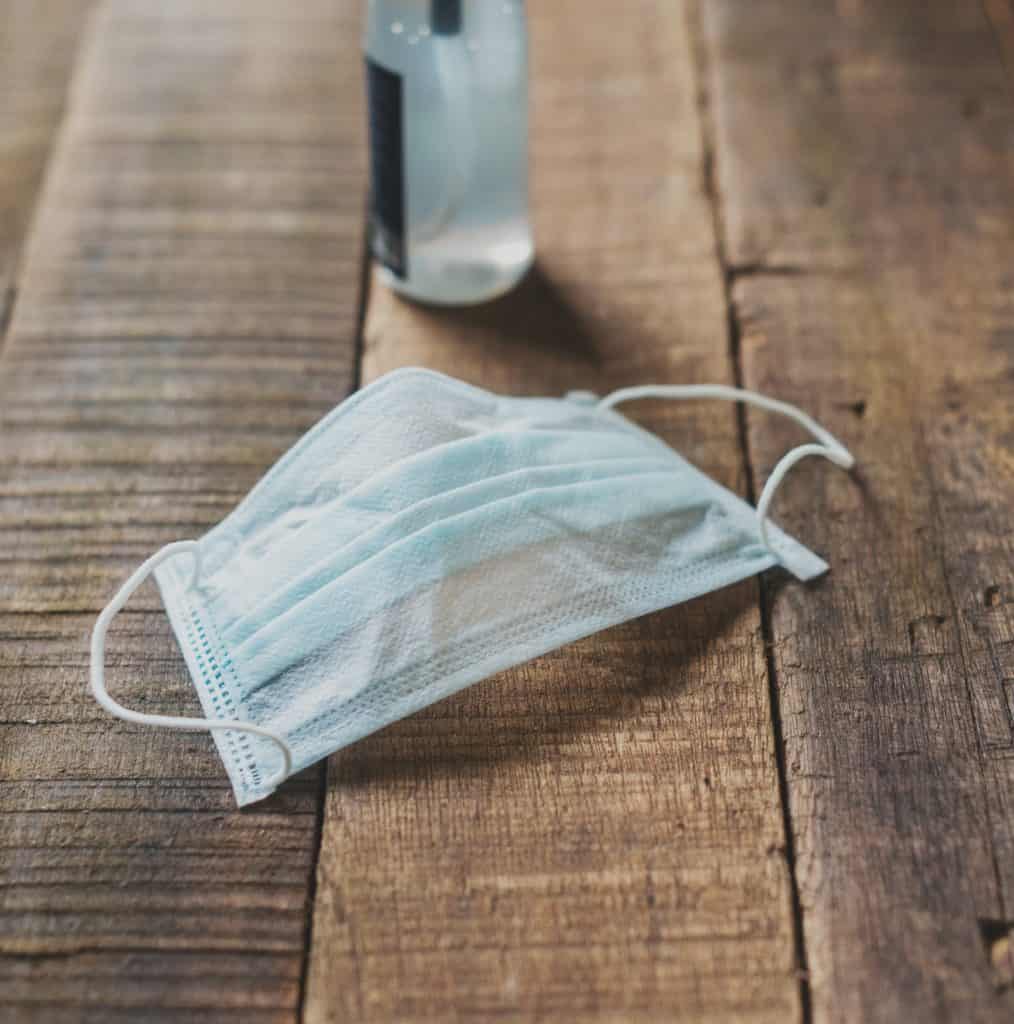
(365, 57, 406, 279)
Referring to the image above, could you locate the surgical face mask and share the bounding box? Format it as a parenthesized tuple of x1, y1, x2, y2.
(90, 368, 854, 806)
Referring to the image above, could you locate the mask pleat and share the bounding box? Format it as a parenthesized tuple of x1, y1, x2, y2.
(231, 468, 752, 705)
(204, 426, 658, 632)
(224, 455, 674, 646)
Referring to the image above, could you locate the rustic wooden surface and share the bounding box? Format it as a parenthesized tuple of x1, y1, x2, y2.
(1, 0, 1012, 1021)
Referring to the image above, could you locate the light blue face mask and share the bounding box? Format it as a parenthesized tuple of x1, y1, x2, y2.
(90, 368, 854, 806)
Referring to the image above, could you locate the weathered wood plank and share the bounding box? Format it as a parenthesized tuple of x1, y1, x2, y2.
(703, 0, 1014, 1019)
(0, 1, 364, 1020)
(0, 1, 94, 335)
(304, 2, 802, 1021)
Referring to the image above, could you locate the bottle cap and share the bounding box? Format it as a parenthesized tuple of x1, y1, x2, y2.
(431, 0, 462, 36)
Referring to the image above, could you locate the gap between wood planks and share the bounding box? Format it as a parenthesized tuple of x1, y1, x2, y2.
(0, 286, 15, 345)
(295, 202, 374, 1024)
(685, 2, 813, 1022)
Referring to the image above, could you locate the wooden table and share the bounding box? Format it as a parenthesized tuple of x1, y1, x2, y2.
(2, 1, 1013, 1021)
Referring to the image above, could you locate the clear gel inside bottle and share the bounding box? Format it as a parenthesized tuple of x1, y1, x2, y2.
(364, 0, 533, 305)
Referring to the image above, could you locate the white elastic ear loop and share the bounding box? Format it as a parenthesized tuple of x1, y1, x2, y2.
(89, 540, 292, 791)
(598, 384, 855, 557)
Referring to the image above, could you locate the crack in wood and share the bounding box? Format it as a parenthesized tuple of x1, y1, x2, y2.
(296, 198, 373, 1024)
(0, 286, 16, 347)
(685, 3, 813, 1022)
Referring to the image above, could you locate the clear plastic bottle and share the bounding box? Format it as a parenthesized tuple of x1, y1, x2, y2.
(364, 0, 533, 305)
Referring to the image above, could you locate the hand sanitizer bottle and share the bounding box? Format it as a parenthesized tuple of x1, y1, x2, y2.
(364, 0, 533, 305)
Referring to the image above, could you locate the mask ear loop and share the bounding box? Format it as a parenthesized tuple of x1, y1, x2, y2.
(597, 384, 855, 558)
(89, 540, 293, 791)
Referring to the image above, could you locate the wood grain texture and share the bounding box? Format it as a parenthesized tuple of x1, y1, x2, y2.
(304, 2, 802, 1021)
(0, 1, 364, 1020)
(702, 0, 1014, 1020)
(0, 1, 94, 335)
